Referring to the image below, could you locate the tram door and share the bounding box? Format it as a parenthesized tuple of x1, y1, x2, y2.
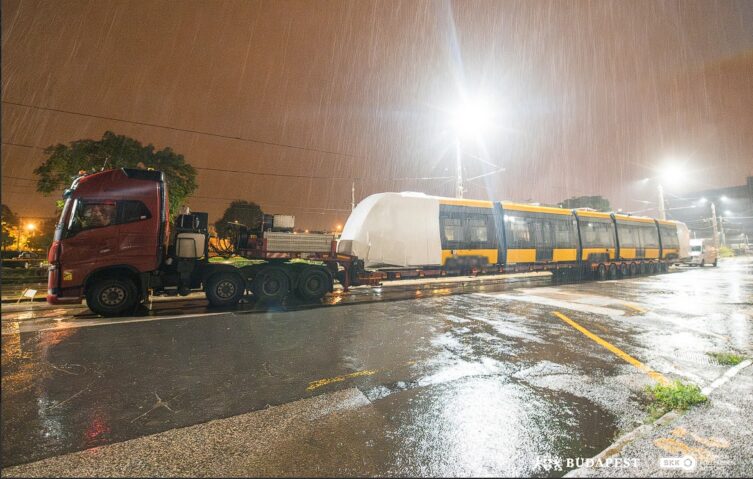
(534, 220, 553, 261)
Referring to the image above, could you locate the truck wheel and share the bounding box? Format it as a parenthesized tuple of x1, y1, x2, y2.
(252, 267, 290, 302)
(629, 263, 638, 276)
(296, 267, 330, 301)
(86, 277, 138, 317)
(206, 272, 245, 307)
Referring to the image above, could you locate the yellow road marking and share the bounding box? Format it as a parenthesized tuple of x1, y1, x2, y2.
(552, 311, 669, 385)
(690, 433, 729, 449)
(306, 361, 416, 391)
(654, 437, 714, 462)
(671, 426, 688, 438)
(306, 369, 378, 391)
(623, 302, 647, 313)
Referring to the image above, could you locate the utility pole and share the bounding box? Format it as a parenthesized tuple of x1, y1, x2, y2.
(719, 215, 726, 247)
(710, 201, 719, 248)
(455, 141, 464, 199)
(657, 184, 666, 220)
(351, 180, 355, 211)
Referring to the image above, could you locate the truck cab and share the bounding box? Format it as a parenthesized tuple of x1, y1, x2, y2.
(47, 168, 170, 313)
(687, 238, 718, 267)
(48, 168, 337, 317)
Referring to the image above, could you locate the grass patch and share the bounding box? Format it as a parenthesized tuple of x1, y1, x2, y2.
(644, 380, 707, 422)
(718, 245, 734, 258)
(707, 351, 745, 366)
(208, 256, 266, 267)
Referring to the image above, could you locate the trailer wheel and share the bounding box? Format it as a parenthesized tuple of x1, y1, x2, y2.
(86, 277, 138, 317)
(629, 263, 638, 276)
(608, 264, 618, 280)
(296, 267, 330, 301)
(252, 267, 290, 302)
(206, 272, 245, 307)
(595, 264, 607, 281)
(619, 263, 629, 278)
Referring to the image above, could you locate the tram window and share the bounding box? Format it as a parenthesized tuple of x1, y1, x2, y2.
(640, 225, 660, 248)
(443, 218, 463, 242)
(581, 221, 615, 248)
(618, 224, 639, 248)
(467, 218, 488, 242)
(531, 220, 553, 248)
(553, 218, 577, 248)
(660, 225, 679, 248)
(505, 216, 533, 249)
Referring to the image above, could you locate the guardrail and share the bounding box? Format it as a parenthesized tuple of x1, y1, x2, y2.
(1, 258, 46, 269)
(1, 265, 48, 283)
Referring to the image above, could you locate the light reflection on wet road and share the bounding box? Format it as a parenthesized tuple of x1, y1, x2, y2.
(2, 258, 751, 475)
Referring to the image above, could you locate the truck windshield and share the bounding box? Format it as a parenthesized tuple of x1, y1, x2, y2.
(64, 199, 117, 237)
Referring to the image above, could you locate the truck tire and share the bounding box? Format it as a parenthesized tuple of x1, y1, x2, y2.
(296, 267, 330, 301)
(252, 267, 290, 302)
(86, 277, 139, 317)
(206, 272, 245, 307)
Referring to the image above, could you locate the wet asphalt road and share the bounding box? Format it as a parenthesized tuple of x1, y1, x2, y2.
(2, 258, 751, 476)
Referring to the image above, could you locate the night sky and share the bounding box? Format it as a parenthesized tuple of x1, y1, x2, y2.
(2, 0, 752, 230)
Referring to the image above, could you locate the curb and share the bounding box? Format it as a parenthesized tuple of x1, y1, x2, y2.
(564, 360, 753, 477)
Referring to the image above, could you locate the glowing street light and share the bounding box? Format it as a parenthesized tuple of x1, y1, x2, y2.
(25, 223, 36, 232)
(653, 159, 688, 220)
(448, 95, 496, 199)
(449, 97, 493, 140)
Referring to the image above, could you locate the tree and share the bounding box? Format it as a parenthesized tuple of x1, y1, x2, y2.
(559, 195, 612, 212)
(33, 131, 197, 215)
(214, 200, 263, 239)
(26, 217, 57, 253)
(1, 204, 19, 252)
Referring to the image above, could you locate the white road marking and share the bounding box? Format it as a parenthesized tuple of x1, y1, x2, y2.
(701, 359, 753, 395)
(474, 292, 626, 316)
(4, 312, 231, 335)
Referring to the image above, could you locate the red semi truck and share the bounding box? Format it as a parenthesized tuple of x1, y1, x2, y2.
(47, 168, 360, 316)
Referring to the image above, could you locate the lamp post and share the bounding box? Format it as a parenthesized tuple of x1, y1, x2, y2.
(657, 184, 666, 220)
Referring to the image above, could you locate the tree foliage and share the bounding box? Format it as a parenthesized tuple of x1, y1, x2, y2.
(1, 204, 19, 251)
(559, 195, 611, 212)
(214, 200, 263, 239)
(33, 131, 197, 214)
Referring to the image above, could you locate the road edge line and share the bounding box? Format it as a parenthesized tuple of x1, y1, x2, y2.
(564, 359, 753, 477)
